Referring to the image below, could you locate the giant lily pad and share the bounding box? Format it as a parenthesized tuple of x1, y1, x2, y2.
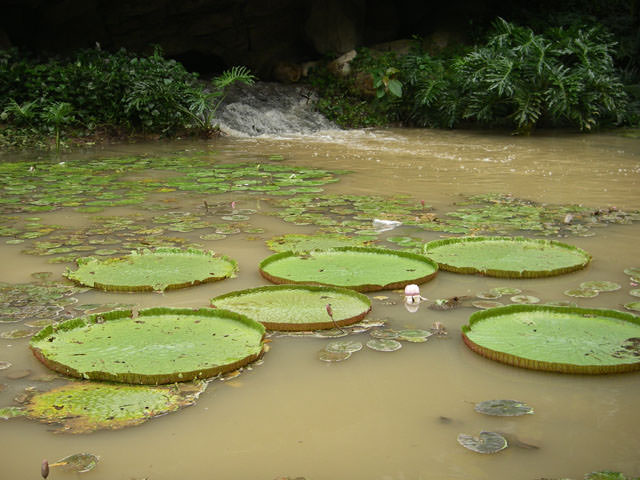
(30, 308, 265, 384)
(266, 233, 374, 253)
(19, 381, 206, 433)
(64, 247, 238, 292)
(211, 285, 371, 331)
(462, 305, 640, 374)
(259, 247, 438, 292)
(424, 236, 591, 278)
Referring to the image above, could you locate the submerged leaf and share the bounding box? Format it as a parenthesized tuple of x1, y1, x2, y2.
(457, 431, 508, 454)
(474, 399, 534, 416)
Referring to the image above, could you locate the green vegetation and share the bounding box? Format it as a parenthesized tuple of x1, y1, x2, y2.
(309, 18, 638, 133)
(0, 47, 254, 149)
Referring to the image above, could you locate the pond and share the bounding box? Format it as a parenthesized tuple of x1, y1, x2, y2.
(1, 128, 639, 480)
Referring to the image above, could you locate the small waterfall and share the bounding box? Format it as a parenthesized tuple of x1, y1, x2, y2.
(215, 82, 338, 137)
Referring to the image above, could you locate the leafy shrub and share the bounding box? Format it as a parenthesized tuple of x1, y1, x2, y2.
(0, 47, 254, 140)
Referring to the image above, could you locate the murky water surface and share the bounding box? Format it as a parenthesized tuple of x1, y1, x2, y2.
(1, 129, 639, 480)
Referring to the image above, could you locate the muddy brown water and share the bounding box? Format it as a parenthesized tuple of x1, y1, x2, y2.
(1, 129, 639, 480)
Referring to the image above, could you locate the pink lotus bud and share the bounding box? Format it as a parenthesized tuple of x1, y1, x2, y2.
(404, 284, 420, 297)
(326, 304, 333, 319)
(231, 201, 237, 209)
(420, 200, 425, 207)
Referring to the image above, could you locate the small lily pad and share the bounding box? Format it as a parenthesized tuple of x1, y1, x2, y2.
(396, 329, 433, 343)
(472, 300, 504, 309)
(579, 281, 622, 292)
(1, 328, 36, 339)
(366, 339, 402, 352)
(317, 350, 351, 362)
(476, 291, 502, 300)
(457, 431, 508, 454)
(369, 329, 399, 339)
(325, 340, 363, 353)
(0, 406, 25, 419)
(624, 302, 640, 312)
(564, 288, 599, 298)
(0, 361, 11, 370)
(50, 453, 99, 473)
(490, 287, 522, 295)
(629, 289, 640, 298)
(510, 295, 540, 304)
(474, 399, 534, 416)
(624, 267, 640, 277)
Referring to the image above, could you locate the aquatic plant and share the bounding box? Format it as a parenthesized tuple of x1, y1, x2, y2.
(474, 399, 534, 416)
(64, 247, 238, 292)
(211, 285, 371, 331)
(4, 381, 206, 433)
(259, 247, 438, 292)
(462, 304, 640, 374)
(30, 307, 266, 384)
(424, 236, 591, 278)
(457, 431, 508, 454)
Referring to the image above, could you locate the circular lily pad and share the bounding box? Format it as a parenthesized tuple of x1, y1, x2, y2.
(564, 287, 598, 298)
(397, 329, 433, 343)
(630, 289, 640, 298)
(325, 340, 363, 353)
(579, 281, 621, 292)
(259, 247, 438, 292)
(30, 308, 265, 384)
(510, 295, 540, 304)
(211, 285, 371, 331)
(318, 350, 351, 362)
(474, 399, 534, 416)
(266, 233, 373, 253)
(624, 267, 640, 277)
(64, 247, 238, 292)
(423, 236, 591, 278)
(490, 287, 522, 295)
(457, 431, 508, 454)
(472, 300, 504, 309)
(366, 339, 402, 352)
(21, 381, 206, 433)
(462, 305, 640, 374)
(624, 302, 640, 312)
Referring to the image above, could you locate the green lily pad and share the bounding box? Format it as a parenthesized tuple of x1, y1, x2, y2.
(266, 233, 374, 253)
(564, 288, 599, 298)
(624, 267, 640, 277)
(510, 295, 540, 304)
(325, 340, 363, 353)
(457, 431, 508, 454)
(50, 453, 99, 473)
(476, 291, 502, 300)
(369, 329, 399, 339)
(462, 305, 640, 374)
(317, 350, 351, 362)
(0, 360, 11, 369)
(260, 247, 438, 292)
(30, 308, 266, 384)
(584, 472, 629, 480)
(211, 285, 371, 331)
(21, 381, 206, 433)
(474, 399, 534, 416)
(65, 247, 238, 292)
(624, 302, 640, 312)
(579, 281, 621, 292)
(423, 236, 591, 278)
(366, 339, 402, 352)
(490, 287, 522, 295)
(396, 329, 433, 343)
(0, 328, 36, 339)
(629, 289, 640, 298)
(472, 300, 504, 309)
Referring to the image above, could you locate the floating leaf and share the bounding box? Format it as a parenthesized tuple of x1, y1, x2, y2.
(462, 305, 640, 374)
(476, 291, 502, 300)
(317, 350, 351, 362)
(457, 431, 508, 454)
(0, 406, 25, 419)
(629, 289, 640, 298)
(564, 288, 599, 298)
(424, 236, 591, 278)
(0, 360, 11, 369)
(510, 295, 540, 304)
(474, 399, 534, 416)
(396, 329, 432, 343)
(472, 300, 504, 309)
(325, 340, 363, 353)
(30, 308, 266, 384)
(369, 329, 399, 339)
(260, 247, 438, 292)
(490, 287, 522, 295)
(366, 339, 402, 352)
(65, 247, 238, 292)
(211, 285, 371, 331)
(50, 453, 99, 473)
(584, 472, 628, 480)
(1, 328, 36, 339)
(624, 302, 640, 312)
(22, 381, 207, 433)
(624, 268, 640, 277)
(579, 281, 621, 292)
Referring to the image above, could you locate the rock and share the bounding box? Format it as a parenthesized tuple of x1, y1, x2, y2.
(305, 0, 364, 54)
(327, 49, 357, 76)
(272, 61, 302, 83)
